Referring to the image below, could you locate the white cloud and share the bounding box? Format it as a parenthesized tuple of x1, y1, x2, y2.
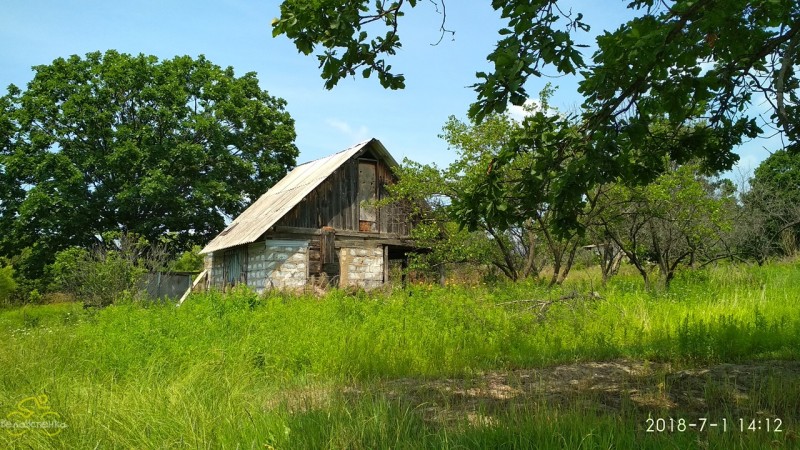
(506, 99, 566, 122)
(506, 99, 542, 122)
(325, 118, 370, 143)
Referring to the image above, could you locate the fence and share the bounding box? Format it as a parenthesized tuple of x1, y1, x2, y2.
(141, 272, 200, 300)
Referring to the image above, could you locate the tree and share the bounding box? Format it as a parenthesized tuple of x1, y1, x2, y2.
(389, 125, 551, 282)
(590, 162, 734, 288)
(734, 149, 800, 262)
(439, 112, 549, 282)
(385, 161, 500, 282)
(752, 149, 800, 204)
(275, 1, 798, 145)
(733, 182, 800, 263)
(0, 51, 298, 278)
(274, 1, 798, 232)
(169, 245, 205, 272)
(0, 263, 16, 304)
(388, 101, 588, 284)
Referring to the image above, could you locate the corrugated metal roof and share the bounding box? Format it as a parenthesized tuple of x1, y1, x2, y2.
(200, 138, 396, 254)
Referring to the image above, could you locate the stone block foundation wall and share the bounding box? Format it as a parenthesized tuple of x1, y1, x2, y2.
(339, 246, 384, 290)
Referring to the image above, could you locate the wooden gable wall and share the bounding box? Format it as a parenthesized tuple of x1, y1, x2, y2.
(275, 151, 411, 236)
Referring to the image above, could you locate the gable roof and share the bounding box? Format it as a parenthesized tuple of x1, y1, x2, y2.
(200, 138, 397, 254)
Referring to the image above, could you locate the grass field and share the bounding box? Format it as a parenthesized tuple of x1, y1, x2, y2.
(1, 262, 799, 449)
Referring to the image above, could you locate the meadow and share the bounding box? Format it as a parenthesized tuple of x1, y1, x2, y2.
(1, 262, 799, 449)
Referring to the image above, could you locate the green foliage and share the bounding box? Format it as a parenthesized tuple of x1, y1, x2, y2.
(389, 92, 585, 282)
(1, 262, 800, 447)
(387, 113, 530, 279)
(753, 149, 800, 203)
(272, 0, 410, 90)
(274, 1, 798, 235)
(0, 264, 16, 304)
(592, 161, 734, 287)
(169, 245, 205, 272)
(48, 247, 89, 292)
(275, 0, 795, 147)
(48, 233, 169, 307)
(451, 93, 591, 234)
(735, 150, 800, 262)
(50, 247, 144, 308)
(0, 50, 298, 278)
(0, 251, 49, 304)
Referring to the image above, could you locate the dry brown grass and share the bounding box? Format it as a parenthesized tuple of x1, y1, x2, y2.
(335, 360, 800, 427)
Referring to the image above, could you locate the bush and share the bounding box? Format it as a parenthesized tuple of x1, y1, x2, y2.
(50, 246, 145, 307)
(0, 264, 17, 305)
(48, 233, 170, 307)
(169, 245, 204, 272)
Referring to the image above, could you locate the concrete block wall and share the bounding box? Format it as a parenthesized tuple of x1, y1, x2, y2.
(264, 241, 308, 290)
(210, 253, 225, 288)
(246, 242, 267, 292)
(340, 246, 384, 290)
(208, 240, 308, 292)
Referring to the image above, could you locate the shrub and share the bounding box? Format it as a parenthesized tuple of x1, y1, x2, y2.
(0, 264, 17, 305)
(50, 246, 145, 307)
(169, 245, 204, 272)
(48, 233, 170, 307)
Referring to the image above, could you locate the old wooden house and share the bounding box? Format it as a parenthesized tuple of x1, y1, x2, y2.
(199, 139, 416, 291)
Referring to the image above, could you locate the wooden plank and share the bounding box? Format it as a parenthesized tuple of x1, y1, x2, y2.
(241, 245, 249, 285)
(307, 242, 322, 277)
(337, 172, 345, 228)
(379, 180, 389, 233)
(177, 269, 208, 307)
(321, 229, 335, 263)
(358, 161, 377, 230)
(272, 226, 321, 235)
(335, 230, 402, 239)
(383, 245, 389, 283)
(272, 226, 409, 240)
(354, 161, 360, 230)
(339, 168, 347, 230)
(265, 233, 319, 240)
(334, 238, 416, 248)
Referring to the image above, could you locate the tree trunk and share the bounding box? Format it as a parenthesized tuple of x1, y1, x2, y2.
(522, 228, 540, 278)
(557, 241, 580, 284)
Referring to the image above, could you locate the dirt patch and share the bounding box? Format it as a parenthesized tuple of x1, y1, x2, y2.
(262, 385, 335, 413)
(361, 360, 800, 426)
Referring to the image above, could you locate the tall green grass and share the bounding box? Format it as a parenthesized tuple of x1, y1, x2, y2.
(1, 261, 799, 448)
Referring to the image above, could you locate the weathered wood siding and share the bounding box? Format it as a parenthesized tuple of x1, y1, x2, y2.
(222, 245, 248, 286)
(277, 158, 358, 230)
(276, 153, 411, 236)
(358, 160, 378, 231)
(210, 243, 249, 289)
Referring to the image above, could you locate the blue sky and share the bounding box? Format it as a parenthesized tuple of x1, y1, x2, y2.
(0, 1, 780, 176)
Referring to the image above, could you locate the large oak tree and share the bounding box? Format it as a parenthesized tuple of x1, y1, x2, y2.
(0, 51, 298, 277)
